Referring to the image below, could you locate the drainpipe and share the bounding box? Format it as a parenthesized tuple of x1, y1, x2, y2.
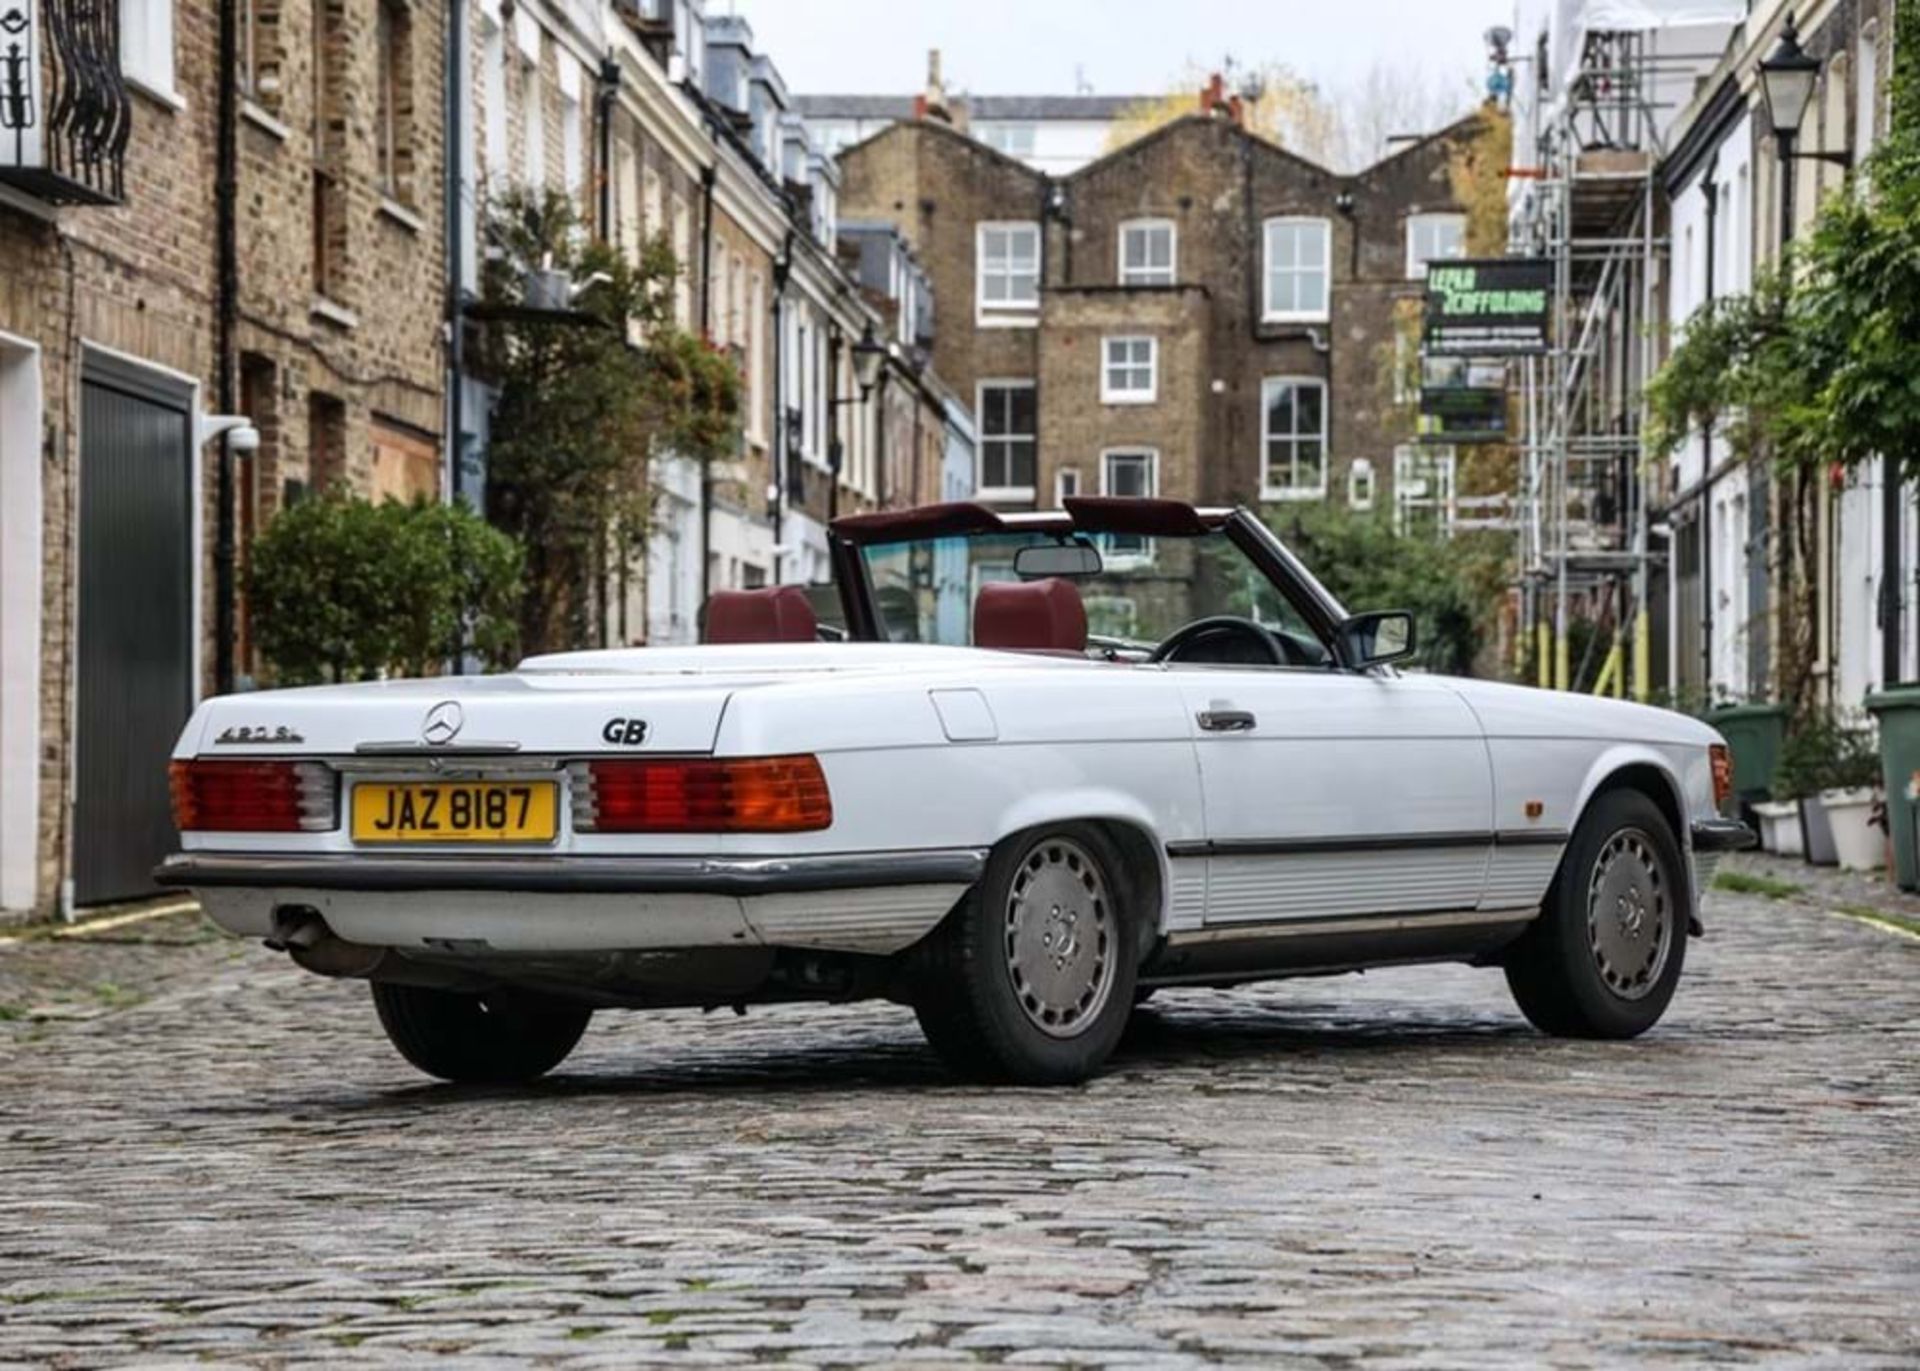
(770, 230, 793, 583)
(696, 164, 717, 611)
(826, 330, 842, 523)
(1699, 166, 1717, 693)
(595, 58, 618, 241)
(1884, 463, 1904, 686)
(213, 0, 240, 695)
(445, 0, 466, 509)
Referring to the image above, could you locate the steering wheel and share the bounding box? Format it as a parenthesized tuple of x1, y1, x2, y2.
(1149, 616, 1297, 667)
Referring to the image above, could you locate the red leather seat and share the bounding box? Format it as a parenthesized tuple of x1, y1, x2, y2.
(702, 586, 819, 644)
(973, 578, 1088, 653)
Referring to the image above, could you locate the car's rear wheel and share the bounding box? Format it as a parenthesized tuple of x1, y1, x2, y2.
(371, 982, 592, 1084)
(1504, 788, 1687, 1039)
(915, 825, 1138, 1084)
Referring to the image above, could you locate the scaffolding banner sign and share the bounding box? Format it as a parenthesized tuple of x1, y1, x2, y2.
(1422, 260, 1552, 355)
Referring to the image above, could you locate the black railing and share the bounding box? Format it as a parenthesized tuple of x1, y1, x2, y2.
(0, 0, 129, 205)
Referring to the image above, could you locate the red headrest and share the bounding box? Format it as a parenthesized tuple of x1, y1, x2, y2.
(973, 578, 1088, 653)
(702, 586, 819, 644)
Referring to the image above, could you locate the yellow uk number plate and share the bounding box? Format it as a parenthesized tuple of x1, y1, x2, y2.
(351, 781, 558, 843)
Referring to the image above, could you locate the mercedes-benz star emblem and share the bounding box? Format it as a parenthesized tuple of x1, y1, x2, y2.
(421, 701, 465, 746)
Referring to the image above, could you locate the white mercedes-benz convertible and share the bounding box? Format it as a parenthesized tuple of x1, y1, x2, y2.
(160, 498, 1751, 1085)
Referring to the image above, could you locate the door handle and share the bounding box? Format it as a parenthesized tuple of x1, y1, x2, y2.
(1197, 708, 1257, 732)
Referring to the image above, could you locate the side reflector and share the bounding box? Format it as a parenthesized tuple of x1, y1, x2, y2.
(571, 756, 832, 833)
(170, 760, 337, 833)
(1709, 743, 1734, 812)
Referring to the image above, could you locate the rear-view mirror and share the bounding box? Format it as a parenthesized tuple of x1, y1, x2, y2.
(1013, 542, 1103, 580)
(1341, 610, 1416, 667)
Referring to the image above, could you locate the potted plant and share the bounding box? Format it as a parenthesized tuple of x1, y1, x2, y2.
(1772, 713, 1845, 866)
(1820, 723, 1884, 872)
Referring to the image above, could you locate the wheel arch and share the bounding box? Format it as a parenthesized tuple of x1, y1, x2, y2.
(1571, 747, 1689, 852)
(987, 791, 1172, 943)
(1563, 747, 1696, 922)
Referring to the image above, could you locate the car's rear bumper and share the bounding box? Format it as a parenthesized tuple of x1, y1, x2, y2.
(156, 849, 986, 896)
(158, 850, 984, 956)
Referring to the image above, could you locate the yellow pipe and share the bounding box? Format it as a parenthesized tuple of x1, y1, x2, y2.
(1536, 622, 1552, 688)
(1591, 644, 1617, 697)
(1555, 634, 1570, 692)
(1631, 612, 1651, 702)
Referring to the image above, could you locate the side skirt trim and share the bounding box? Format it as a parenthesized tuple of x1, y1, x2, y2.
(1165, 830, 1568, 859)
(1163, 905, 1538, 946)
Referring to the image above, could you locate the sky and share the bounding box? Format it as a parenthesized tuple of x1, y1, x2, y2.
(715, 0, 1513, 98)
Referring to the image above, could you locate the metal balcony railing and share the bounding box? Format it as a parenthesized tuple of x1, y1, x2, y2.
(0, 0, 130, 205)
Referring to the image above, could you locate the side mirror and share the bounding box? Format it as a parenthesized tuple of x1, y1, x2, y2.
(1341, 610, 1416, 668)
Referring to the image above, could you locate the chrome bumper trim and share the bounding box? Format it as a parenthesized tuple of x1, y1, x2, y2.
(156, 849, 988, 897)
(1691, 818, 1758, 853)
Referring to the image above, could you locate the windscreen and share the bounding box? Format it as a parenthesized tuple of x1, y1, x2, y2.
(858, 529, 1322, 655)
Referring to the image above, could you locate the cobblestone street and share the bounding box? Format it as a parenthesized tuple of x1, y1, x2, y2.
(2, 856, 1916, 1368)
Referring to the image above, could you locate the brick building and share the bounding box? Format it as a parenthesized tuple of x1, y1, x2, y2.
(231, 0, 449, 674)
(1, 0, 219, 917)
(462, 1, 968, 641)
(0, 0, 443, 919)
(837, 96, 1501, 525)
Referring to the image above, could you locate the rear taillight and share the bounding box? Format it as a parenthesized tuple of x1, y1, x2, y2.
(170, 760, 337, 833)
(1709, 743, 1734, 812)
(568, 756, 832, 833)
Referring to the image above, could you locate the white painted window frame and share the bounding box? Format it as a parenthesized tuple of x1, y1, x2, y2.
(1405, 211, 1467, 279)
(1347, 457, 1375, 510)
(1262, 217, 1331, 323)
(1100, 335, 1157, 405)
(1117, 218, 1176, 287)
(975, 378, 1037, 500)
(1100, 447, 1159, 564)
(121, 0, 181, 105)
(1260, 375, 1328, 501)
(976, 221, 1041, 325)
(1054, 466, 1080, 508)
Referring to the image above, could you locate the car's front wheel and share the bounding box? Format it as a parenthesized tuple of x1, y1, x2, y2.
(371, 983, 592, 1084)
(1504, 788, 1687, 1038)
(915, 825, 1139, 1084)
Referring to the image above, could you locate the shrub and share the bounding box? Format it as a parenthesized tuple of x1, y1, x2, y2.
(248, 496, 523, 685)
(1262, 502, 1505, 676)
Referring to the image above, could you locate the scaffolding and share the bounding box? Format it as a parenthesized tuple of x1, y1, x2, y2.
(1507, 26, 1710, 698)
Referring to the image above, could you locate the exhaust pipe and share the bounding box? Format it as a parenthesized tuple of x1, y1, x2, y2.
(269, 906, 476, 988)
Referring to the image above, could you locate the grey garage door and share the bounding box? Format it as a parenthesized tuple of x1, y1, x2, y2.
(74, 365, 194, 906)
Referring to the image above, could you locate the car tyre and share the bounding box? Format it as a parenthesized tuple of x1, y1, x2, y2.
(915, 824, 1139, 1085)
(371, 982, 592, 1084)
(1505, 788, 1688, 1039)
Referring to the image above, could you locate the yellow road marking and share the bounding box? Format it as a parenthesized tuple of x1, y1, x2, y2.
(1829, 908, 1920, 943)
(0, 898, 201, 949)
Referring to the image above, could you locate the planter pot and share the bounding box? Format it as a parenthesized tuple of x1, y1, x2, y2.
(1800, 795, 1839, 867)
(1820, 788, 1883, 871)
(1751, 799, 1803, 857)
(1865, 688, 1920, 890)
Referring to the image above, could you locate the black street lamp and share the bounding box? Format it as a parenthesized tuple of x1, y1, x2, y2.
(825, 323, 889, 521)
(1757, 15, 1851, 249)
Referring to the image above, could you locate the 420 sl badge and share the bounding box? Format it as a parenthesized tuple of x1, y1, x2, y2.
(214, 724, 305, 745)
